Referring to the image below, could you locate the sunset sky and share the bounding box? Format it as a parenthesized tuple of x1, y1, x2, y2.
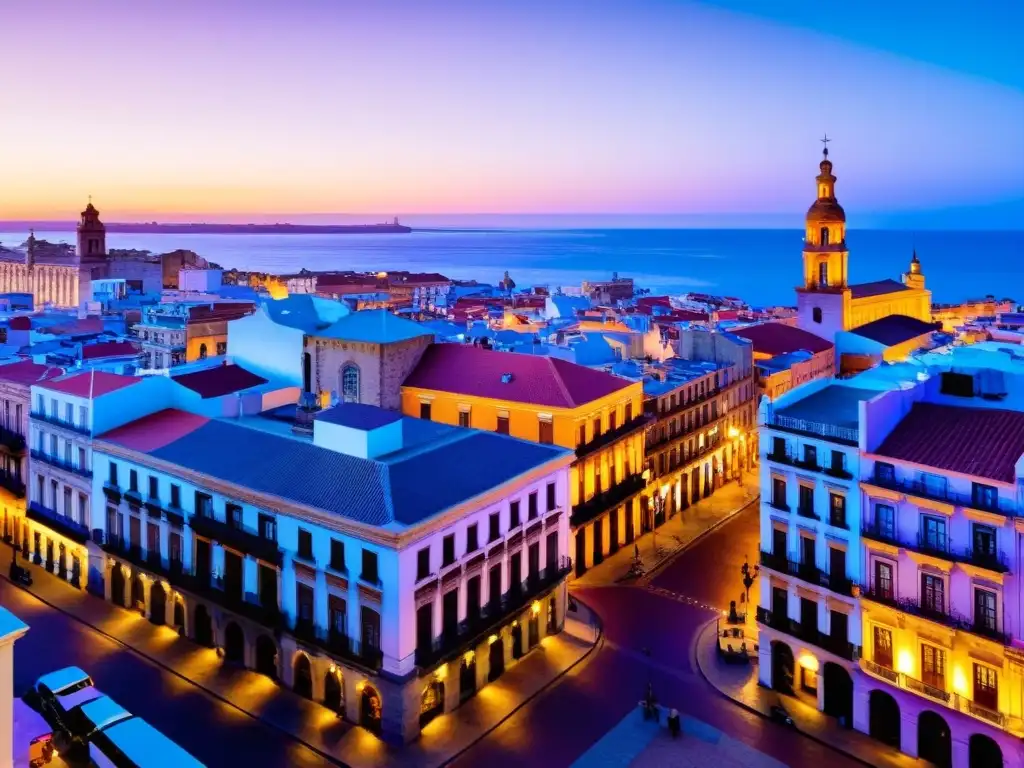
(2, 0, 1021, 225)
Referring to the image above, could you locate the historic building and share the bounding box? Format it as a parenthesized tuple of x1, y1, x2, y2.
(90, 403, 572, 743)
(133, 301, 256, 370)
(796, 143, 932, 342)
(402, 344, 647, 578)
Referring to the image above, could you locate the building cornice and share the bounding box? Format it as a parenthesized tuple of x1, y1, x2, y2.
(93, 438, 573, 551)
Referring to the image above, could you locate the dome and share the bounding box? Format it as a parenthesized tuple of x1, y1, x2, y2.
(806, 198, 846, 223)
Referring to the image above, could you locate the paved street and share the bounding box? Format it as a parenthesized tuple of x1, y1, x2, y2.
(451, 506, 864, 768)
(0, 578, 331, 768)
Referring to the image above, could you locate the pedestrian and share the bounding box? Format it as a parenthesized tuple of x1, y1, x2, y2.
(668, 708, 681, 739)
(634, 543, 640, 562)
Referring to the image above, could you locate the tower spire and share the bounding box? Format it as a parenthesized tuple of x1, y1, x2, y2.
(820, 133, 831, 159)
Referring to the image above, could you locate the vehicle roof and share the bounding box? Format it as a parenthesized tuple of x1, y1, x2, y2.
(77, 696, 132, 732)
(102, 718, 205, 767)
(36, 667, 91, 694)
(58, 686, 103, 711)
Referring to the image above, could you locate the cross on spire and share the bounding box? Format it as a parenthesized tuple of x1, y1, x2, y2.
(821, 133, 831, 158)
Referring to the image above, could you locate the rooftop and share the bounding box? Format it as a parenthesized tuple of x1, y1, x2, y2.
(314, 309, 432, 344)
(848, 314, 941, 347)
(0, 360, 64, 385)
(774, 384, 879, 431)
(732, 322, 833, 356)
(97, 408, 569, 529)
(81, 341, 142, 360)
(641, 358, 726, 397)
(875, 402, 1024, 484)
(263, 295, 349, 333)
(37, 371, 142, 398)
(171, 363, 269, 399)
(849, 279, 911, 300)
(404, 343, 634, 409)
(314, 402, 403, 430)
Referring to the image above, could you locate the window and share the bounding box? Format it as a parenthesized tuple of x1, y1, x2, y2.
(442, 534, 455, 567)
(129, 469, 138, 493)
(528, 491, 538, 520)
(63, 487, 72, 517)
(873, 626, 893, 669)
(771, 436, 786, 458)
(940, 371, 974, 398)
(466, 523, 479, 553)
(488, 512, 500, 542)
(417, 547, 431, 580)
(458, 410, 470, 428)
(509, 501, 520, 529)
(873, 504, 895, 539)
(922, 573, 945, 615)
(798, 485, 814, 515)
(258, 513, 276, 541)
(972, 524, 996, 562)
(420, 402, 432, 421)
(147, 522, 160, 558)
(771, 477, 786, 509)
(921, 515, 947, 552)
(546, 482, 556, 511)
(592, 417, 601, 438)
(108, 462, 118, 486)
(921, 644, 946, 690)
(341, 365, 360, 403)
(974, 664, 998, 711)
(329, 595, 347, 637)
(361, 549, 379, 584)
(578, 423, 586, 446)
(65, 402, 73, 424)
(874, 462, 895, 483)
(861, 550, 887, 598)
(194, 492, 213, 518)
(972, 482, 998, 511)
(497, 415, 509, 434)
(829, 450, 844, 473)
(625, 402, 632, 422)
(330, 539, 345, 571)
(974, 588, 997, 632)
(297, 529, 313, 561)
(216, 342, 227, 356)
(802, 445, 817, 467)
(226, 503, 242, 529)
(78, 493, 87, 525)
(148, 476, 158, 499)
(538, 419, 553, 444)
(812, 307, 822, 324)
(609, 411, 617, 432)
(169, 532, 182, 565)
(198, 343, 208, 360)
(829, 493, 846, 527)
(922, 472, 947, 499)
(361, 606, 381, 652)
(170, 484, 181, 508)
(49, 434, 57, 456)
(296, 583, 314, 623)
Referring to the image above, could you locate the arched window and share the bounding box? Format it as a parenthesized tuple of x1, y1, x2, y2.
(198, 343, 208, 360)
(341, 364, 360, 403)
(820, 227, 829, 246)
(812, 307, 823, 324)
(818, 262, 829, 287)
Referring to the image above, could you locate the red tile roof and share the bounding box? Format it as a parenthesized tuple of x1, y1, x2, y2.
(98, 408, 209, 453)
(875, 402, 1024, 483)
(187, 303, 255, 323)
(403, 344, 634, 408)
(38, 371, 142, 398)
(732, 322, 833, 356)
(172, 363, 268, 399)
(81, 341, 141, 360)
(0, 361, 64, 385)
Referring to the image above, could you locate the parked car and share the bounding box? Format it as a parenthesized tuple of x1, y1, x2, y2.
(61, 695, 134, 759)
(27, 667, 102, 735)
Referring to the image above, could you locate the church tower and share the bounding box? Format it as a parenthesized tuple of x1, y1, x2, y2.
(796, 137, 852, 339)
(902, 249, 925, 290)
(77, 200, 107, 262)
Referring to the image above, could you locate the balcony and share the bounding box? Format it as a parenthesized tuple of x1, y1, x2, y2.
(0, 426, 26, 454)
(819, 570, 854, 596)
(865, 473, 1015, 515)
(414, 555, 573, 669)
(577, 414, 652, 460)
(964, 548, 1010, 574)
(175, 571, 285, 630)
(824, 465, 854, 480)
(768, 498, 790, 512)
(30, 450, 93, 480)
(915, 532, 952, 560)
(571, 473, 646, 527)
(794, 457, 822, 473)
(756, 606, 789, 632)
(292, 624, 383, 671)
(0, 471, 25, 498)
(29, 411, 90, 436)
(98, 532, 184, 582)
(766, 450, 794, 466)
(26, 501, 90, 544)
(861, 589, 1012, 646)
(189, 513, 283, 566)
(905, 675, 952, 704)
(827, 513, 849, 530)
(796, 505, 820, 521)
(756, 552, 823, 591)
(861, 522, 899, 546)
(863, 524, 1011, 576)
(764, 412, 858, 446)
(756, 607, 860, 661)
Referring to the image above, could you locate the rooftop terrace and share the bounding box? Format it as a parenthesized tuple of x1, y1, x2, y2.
(767, 385, 878, 444)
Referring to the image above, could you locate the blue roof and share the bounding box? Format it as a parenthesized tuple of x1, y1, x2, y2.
(314, 309, 432, 343)
(264, 295, 348, 333)
(642, 358, 725, 396)
(315, 403, 402, 430)
(102, 411, 569, 529)
(36, 666, 91, 694)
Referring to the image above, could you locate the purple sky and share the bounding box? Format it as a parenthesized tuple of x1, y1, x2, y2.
(2, 0, 1021, 226)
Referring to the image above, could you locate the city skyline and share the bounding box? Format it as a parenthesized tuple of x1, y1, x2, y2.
(2, 0, 1021, 226)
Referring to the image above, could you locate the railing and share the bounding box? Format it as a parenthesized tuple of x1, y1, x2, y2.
(577, 414, 653, 460)
(30, 450, 93, 479)
(98, 530, 184, 583)
(0, 425, 26, 453)
(29, 411, 90, 436)
(916, 532, 951, 557)
(173, 569, 285, 630)
(292, 624, 383, 671)
(189, 513, 283, 566)
(0, 471, 25, 498)
(797, 505, 820, 521)
(768, 499, 790, 512)
(864, 659, 899, 683)
(819, 571, 853, 595)
(756, 606, 859, 661)
(824, 465, 854, 480)
(571, 474, 646, 527)
(861, 522, 899, 546)
(964, 548, 1010, 573)
(766, 450, 793, 466)
(764, 413, 858, 445)
(861, 587, 1012, 645)
(26, 501, 90, 544)
(415, 555, 572, 669)
(863, 524, 1011, 575)
(794, 457, 822, 472)
(865, 473, 1015, 515)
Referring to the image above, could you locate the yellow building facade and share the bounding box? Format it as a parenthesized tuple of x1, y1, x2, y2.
(401, 371, 647, 578)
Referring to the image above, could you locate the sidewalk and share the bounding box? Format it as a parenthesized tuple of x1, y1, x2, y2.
(1, 544, 600, 768)
(693, 618, 925, 768)
(572, 470, 759, 588)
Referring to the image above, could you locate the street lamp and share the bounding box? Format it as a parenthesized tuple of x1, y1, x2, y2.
(740, 555, 759, 612)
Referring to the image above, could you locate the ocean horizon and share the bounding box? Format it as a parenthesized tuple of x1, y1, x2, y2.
(0, 227, 1020, 308)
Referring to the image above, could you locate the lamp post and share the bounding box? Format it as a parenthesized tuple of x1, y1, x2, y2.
(740, 555, 759, 613)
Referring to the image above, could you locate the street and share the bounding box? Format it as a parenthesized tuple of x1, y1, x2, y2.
(0, 578, 332, 768)
(450, 506, 863, 768)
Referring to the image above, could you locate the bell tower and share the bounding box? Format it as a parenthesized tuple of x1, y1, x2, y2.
(903, 249, 925, 290)
(77, 198, 106, 262)
(796, 137, 852, 340)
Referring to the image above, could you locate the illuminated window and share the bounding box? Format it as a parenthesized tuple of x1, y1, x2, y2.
(341, 364, 360, 403)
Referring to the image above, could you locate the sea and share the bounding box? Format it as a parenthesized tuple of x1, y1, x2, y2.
(0, 228, 1020, 307)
